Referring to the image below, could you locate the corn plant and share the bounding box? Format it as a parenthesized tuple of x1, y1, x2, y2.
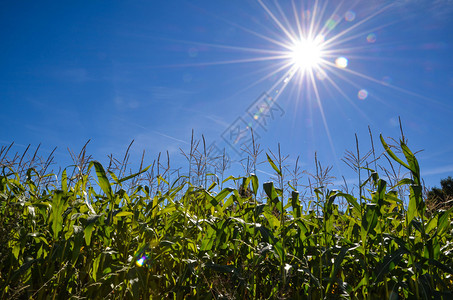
(1, 135, 452, 299)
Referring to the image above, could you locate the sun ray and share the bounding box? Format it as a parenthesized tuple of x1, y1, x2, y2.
(322, 4, 393, 48)
(257, 0, 297, 43)
(159, 55, 290, 68)
(309, 0, 328, 40)
(163, 0, 437, 169)
(317, 0, 346, 37)
(319, 69, 373, 124)
(156, 38, 291, 55)
(188, 5, 292, 49)
(308, 67, 341, 172)
(226, 61, 296, 98)
(273, 0, 298, 40)
(323, 59, 436, 103)
(291, 0, 303, 39)
(267, 66, 298, 98)
(322, 20, 399, 51)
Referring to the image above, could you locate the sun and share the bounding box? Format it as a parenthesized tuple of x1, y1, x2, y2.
(288, 35, 325, 71)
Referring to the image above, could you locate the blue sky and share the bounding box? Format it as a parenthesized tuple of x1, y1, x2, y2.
(1, 0, 452, 190)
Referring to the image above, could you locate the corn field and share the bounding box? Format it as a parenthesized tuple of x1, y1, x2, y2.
(1, 134, 452, 299)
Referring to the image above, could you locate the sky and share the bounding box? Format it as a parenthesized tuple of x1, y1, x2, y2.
(1, 0, 452, 191)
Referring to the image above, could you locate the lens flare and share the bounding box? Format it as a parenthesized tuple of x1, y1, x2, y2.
(136, 255, 148, 267)
(325, 15, 341, 30)
(358, 89, 369, 100)
(345, 11, 356, 22)
(367, 33, 377, 43)
(335, 57, 348, 68)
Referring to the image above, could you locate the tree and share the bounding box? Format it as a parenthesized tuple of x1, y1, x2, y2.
(426, 176, 453, 211)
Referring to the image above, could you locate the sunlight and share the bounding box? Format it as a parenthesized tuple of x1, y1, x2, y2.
(163, 0, 410, 166)
(289, 35, 325, 71)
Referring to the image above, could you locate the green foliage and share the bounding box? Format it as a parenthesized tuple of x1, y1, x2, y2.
(0, 138, 452, 299)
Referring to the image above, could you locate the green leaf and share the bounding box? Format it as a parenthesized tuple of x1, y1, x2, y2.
(72, 225, 83, 265)
(266, 154, 282, 176)
(425, 215, 438, 234)
(12, 243, 20, 260)
(215, 188, 234, 202)
(430, 258, 453, 275)
(407, 185, 423, 224)
(89, 161, 112, 198)
(324, 190, 337, 216)
(376, 179, 387, 202)
(374, 248, 407, 283)
(263, 209, 280, 230)
(380, 135, 410, 170)
(401, 142, 420, 185)
(117, 164, 151, 183)
(338, 192, 360, 215)
(273, 241, 284, 260)
(362, 204, 378, 238)
(61, 169, 68, 192)
(263, 181, 282, 212)
(222, 175, 243, 183)
(432, 237, 440, 260)
(200, 226, 216, 251)
(51, 191, 64, 239)
(242, 176, 251, 194)
(223, 195, 234, 210)
(263, 181, 279, 204)
(394, 178, 414, 188)
(203, 190, 218, 210)
(157, 175, 168, 186)
(207, 181, 217, 191)
(85, 223, 95, 246)
(291, 191, 301, 218)
(326, 247, 349, 294)
(109, 171, 120, 185)
(251, 173, 259, 196)
(92, 254, 102, 281)
(438, 206, 453, 236)
(115, 211, 134, 218)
